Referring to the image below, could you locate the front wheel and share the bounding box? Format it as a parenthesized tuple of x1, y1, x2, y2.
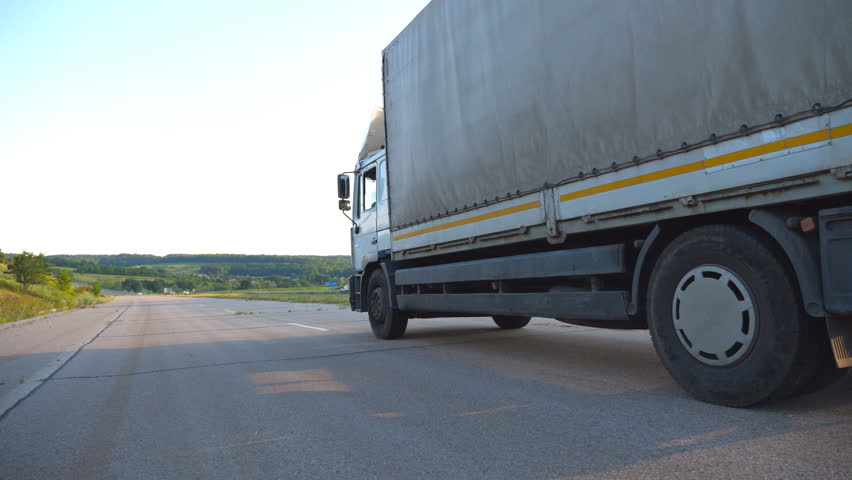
(367, 270, 408, 340)
(492, 316, 531, 329)
(648, 225, 825, 407)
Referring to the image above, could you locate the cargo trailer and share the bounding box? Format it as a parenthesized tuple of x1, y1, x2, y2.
(336, 0, 852, 406)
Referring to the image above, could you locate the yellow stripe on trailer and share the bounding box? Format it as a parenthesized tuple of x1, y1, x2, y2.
(392, 201, 541, 241)
(393, 123, 851, 241)
(564, 127, 835, 202)
(832, 123, 852, 139)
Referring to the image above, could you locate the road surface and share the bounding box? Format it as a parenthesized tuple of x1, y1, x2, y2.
(1, 296, 850, 479)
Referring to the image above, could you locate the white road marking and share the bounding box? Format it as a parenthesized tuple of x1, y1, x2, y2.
(287, 323, 329, 332)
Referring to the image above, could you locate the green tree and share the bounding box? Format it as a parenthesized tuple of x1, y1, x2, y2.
(92, 281, 102, 296)
(0, 249, 6, 265)
(238, 278, 252, 290)
(176, 276, 195, 290)
(122, 278, 142, 292)
(143, 279, 166, 292)
(9, 251, 50, 289)
(56, 269, 73, 292)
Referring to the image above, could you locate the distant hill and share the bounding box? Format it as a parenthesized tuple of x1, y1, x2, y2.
(44, 254, 352, 291)
(45, 253, 350, 267)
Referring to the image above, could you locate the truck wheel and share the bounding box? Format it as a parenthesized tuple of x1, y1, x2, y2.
(367, 270, 408, 340)
(647, 224, 823, 407)
(492, 316, 531, 329)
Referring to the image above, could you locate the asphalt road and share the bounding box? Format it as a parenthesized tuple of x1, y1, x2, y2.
(1, 296, 851, 479)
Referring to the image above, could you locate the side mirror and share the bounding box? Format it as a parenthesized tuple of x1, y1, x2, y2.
(338, 199, 351, 211)
(337, 174, 350, 199)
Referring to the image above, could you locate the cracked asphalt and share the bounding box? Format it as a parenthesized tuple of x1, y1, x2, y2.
(1, 296, 851, 479)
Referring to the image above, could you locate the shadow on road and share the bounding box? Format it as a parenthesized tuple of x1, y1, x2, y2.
(2, 299, 851, 479)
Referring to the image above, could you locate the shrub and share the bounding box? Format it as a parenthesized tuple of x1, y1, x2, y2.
(74, 293, 98, 308)
(0, 272, 21, 292)
(56, 269, 73, 293)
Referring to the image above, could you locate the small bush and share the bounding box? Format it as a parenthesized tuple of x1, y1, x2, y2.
(56, 269, 73, 293)
(0, 273, 21, 292)
(74, 293, 98, 308)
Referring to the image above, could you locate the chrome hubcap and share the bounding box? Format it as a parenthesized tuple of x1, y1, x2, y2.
(672, 265, 757, 367)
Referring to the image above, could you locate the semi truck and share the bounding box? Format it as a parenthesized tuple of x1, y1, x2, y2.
(336, 0, 852, 407)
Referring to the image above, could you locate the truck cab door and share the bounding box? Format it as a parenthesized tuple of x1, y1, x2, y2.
(352, 163, 379, 273)
(375, 158, 391, 251)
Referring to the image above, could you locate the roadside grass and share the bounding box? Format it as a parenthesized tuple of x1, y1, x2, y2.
(0, 269, 110, 324)
(0, 288, 48, 323)
(254, 286, 339, 292)
(208, 285, 339, 293)
(199, 291, 349, 307)
(74, 293, 101, 308)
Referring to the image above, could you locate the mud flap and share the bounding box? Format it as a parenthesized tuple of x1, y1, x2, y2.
(826, 315, 852, 368)
(819, 206, 852, 315)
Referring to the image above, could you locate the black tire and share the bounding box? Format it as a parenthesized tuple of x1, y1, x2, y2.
(367, 270, 408, 340)
(492, 316, 531, 329)
(647, 224, 824, 407)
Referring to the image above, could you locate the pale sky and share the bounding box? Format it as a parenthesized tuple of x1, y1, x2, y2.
(0, 0, 429, 256)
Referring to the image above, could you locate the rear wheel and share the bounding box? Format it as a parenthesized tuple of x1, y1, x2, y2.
(367, 270, 408, 340)
(648, 225, 824, 407)
(492, 316, 531, 329)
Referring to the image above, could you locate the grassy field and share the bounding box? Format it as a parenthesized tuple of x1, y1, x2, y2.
(72, 272, 160, 288)
(197, 291, 349, 306)
(142, 263, 203, 274)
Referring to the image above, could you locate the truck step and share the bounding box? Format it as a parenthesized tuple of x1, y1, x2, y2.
(397, 291, 629, 321)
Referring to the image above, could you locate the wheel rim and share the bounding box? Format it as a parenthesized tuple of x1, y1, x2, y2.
(672, 264, 758, 367)
(369, 287, 386, 328)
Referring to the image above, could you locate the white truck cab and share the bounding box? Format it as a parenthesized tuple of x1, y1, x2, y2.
(350, 151, 390, 273)
(337, 108, 391, 311)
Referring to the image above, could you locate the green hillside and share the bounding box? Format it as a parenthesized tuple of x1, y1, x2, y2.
(0, 262, 106, 324)
(44, 254, 352, 293)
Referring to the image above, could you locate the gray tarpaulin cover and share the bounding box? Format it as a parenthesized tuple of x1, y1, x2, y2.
(382, 0, 852, 228)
